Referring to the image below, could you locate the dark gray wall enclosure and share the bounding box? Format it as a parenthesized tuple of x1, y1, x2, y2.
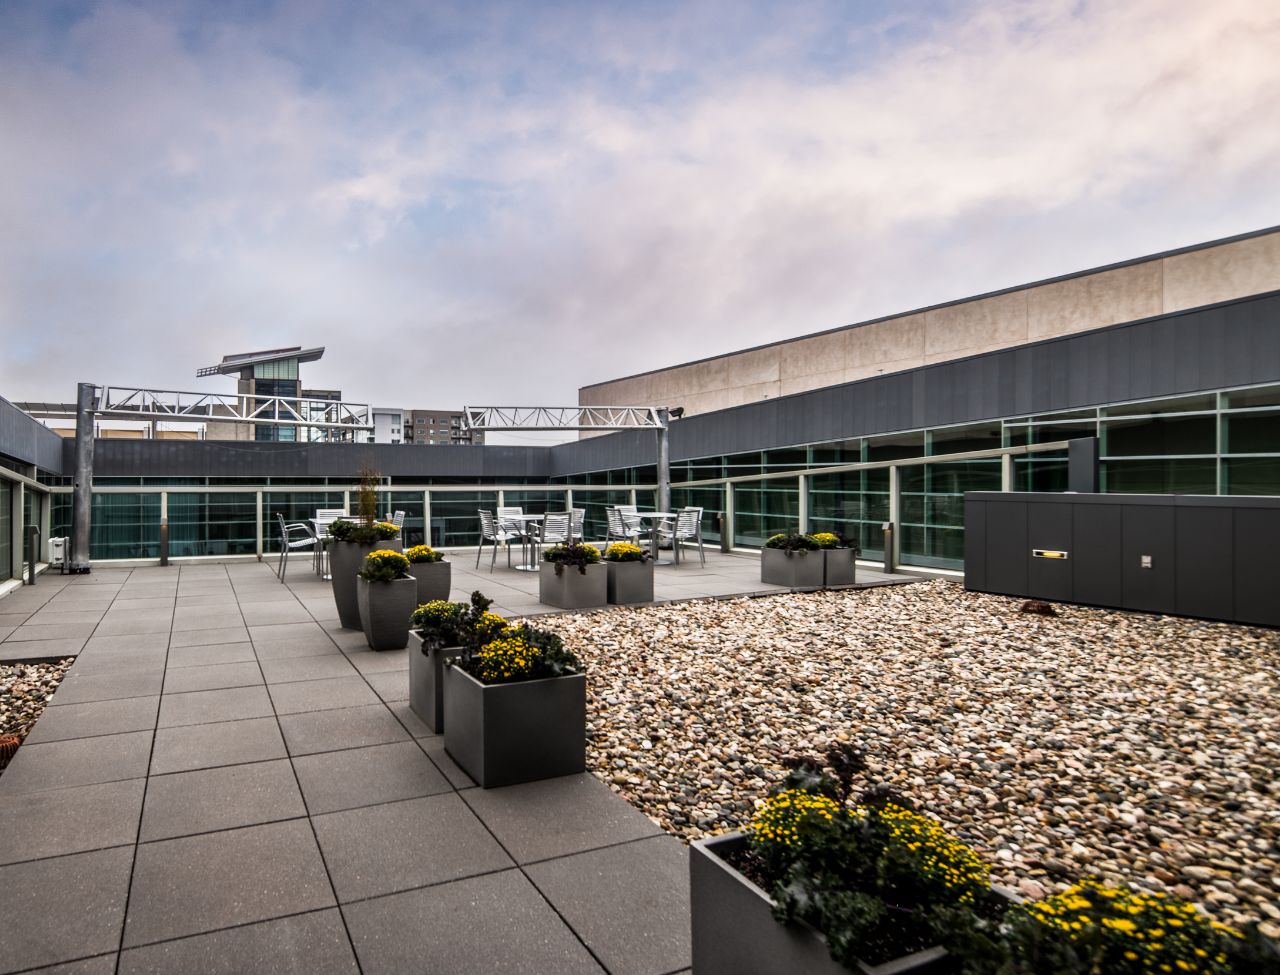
(964, 492, 1280, 627)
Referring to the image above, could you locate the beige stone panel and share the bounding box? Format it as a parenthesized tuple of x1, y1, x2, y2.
(1163, 232, 1280, 311)
(704, 347, 782, 389)
(924, 291, 1027, 357)
(1027, 261, 1163, 339)
(780, 332, 846, 380)
(780, 369, 847, 397)
(845, 356, 927, 383)
(845, 314, 927, 369)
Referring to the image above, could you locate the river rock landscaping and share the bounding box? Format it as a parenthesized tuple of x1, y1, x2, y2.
(0, 658, 73, 773)
(535, 579, 1280, 936)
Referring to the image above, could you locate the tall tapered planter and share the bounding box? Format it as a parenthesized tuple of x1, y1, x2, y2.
(822, 549, 857, 587)
(408, 631, 461, 733)
(443, 666, 586, 788)
(357, 577, 416, 651)
(330, 541, 379, 629)
(408, 561, 451, 604)
(761, 548, 823, 588)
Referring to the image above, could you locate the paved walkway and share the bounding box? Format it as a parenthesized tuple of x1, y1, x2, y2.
(0, 563, 694, 974)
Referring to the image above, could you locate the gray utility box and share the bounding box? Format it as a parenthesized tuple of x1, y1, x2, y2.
(964, 492, 1280, 627)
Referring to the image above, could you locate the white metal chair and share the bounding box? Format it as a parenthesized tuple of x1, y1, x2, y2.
(389, 510, 406, 528)
(498, 506, 533, 566)
(571, 507, 585, 542)
(476, 510, 519, 572)
(535, 512, 572, 557)
(276, 513, 317, 583)
(604, 507, 640, 554)
(313, 508, 347, 575)
(660, 507, 706, 567)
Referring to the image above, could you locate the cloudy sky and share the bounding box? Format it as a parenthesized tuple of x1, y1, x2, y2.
(2, 0, 1278, 431)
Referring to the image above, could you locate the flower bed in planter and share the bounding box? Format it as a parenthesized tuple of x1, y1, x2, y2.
(356, 549, 415, 651)
(812, 532, 860, 588)
(761, 533, 824, 588)
(442, 609, 585, 788)
(328, 517, 403, 629)
(604, 542, 653, 605)
(405, 544, 451, 603)
(539, 542, 607, 609)
(691, 744, 1276, 975)
(407, 594, 504, 733)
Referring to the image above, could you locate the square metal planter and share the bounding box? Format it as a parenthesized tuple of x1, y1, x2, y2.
(822, 549, 858, 587)
(408, 560, 452, 605)
(356, 576, 417, 651)
(760, 548, 824, 589)
(606, 560, 654, 605)
(408, 631, 462, 733)
(538, 562, 608, 609)
(691, 832, 952, 975)
(443, 666, 586, 788)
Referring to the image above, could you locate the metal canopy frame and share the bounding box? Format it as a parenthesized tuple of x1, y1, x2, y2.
(462, 406, 663, 432)
(463, 405, 676, 514)
(34, 386, 373, 433)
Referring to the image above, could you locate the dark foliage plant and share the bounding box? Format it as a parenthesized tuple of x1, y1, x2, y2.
(765, 532, 821, 555)
(543, 542, 602, 575)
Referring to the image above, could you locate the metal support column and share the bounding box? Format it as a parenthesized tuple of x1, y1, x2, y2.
(70, 382, 97, 573)
(1001, 454, 1014, 492)
(887, 464, 901, 569)
(797, 474, 808, 534)
(8, 483, 22, 581)
(656, 408, 671, 515)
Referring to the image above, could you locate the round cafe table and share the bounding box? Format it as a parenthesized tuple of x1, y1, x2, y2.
(628, 511, 676, 565)
(506, 513, 545, 571)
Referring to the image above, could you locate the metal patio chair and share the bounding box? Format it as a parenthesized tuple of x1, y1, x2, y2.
(276, 513, 317, 583)
(476, 509, 519, 572)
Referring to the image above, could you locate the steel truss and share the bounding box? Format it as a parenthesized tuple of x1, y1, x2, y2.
(462, 406, 662, 431)
(30, 386, 373, 434)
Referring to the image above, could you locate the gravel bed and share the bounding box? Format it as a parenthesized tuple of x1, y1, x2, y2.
(534, 580, 1280, 933)
(0, 659, 74, 770)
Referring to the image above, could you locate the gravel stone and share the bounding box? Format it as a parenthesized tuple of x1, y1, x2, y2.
(1, 658, 75, 772)
(531, 580, 1280, 929)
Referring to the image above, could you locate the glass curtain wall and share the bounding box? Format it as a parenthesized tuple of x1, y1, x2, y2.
(732, 478, 799, 547)
(386, 492, 426, 548)
(169, 494, 258, 557)
(430, 491, 498, 548)
(808, 469, 889, 558)
(670, 486, 725, 546)
(900, 461, 1001, 568)
(572, 490, 632, 543)
(91, 493, 161, 559)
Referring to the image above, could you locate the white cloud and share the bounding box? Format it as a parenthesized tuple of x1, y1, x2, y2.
(0, 0, 1277, 412)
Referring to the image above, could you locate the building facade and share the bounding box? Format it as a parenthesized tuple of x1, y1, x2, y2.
(404, 410, 484, 446)
(198, 346, 335, 442)
(372, 407, 405, 444)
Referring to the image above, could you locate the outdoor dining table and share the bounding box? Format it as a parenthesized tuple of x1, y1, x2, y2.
(629, 511, 676, 565)
(506, 512, 545, 571)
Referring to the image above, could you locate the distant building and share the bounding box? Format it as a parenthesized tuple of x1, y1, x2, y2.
(372, 407, 405, 444)
(197, 346, 339, 442)
(404, 410, 483, 445)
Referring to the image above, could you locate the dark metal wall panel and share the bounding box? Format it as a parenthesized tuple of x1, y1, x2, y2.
(91, 440, 551, 481)
(0, 396, 66, 474)
(964, 493, 1280, 627)
(1121, 505, 1176, 613)
(1027, 503, 1073, 601)
(1071, 504, 1123, 607)
(1174, 507, 1234, 622)
(963, 500, 986, 592)
(983, 500, 1027, 596)
(1234, 507, 1280, 627)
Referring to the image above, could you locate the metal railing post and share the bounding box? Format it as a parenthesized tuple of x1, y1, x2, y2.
(887, 465, 901, 570)
(797, 473, 808, 534)
(255, 492, 264, 559)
